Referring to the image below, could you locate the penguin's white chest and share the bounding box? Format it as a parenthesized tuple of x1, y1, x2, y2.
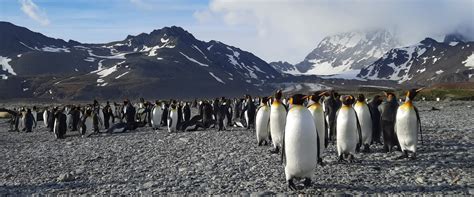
(336, 107, 358, 155)
(284, 106, 318, 180)
(354, 103, 373, 145)
(309, 105, 326, 154)
(168, 110, 178, 132)
(255, 106, 270, 142)
(152, 108, 163, 128)
(43, 111, 48, 127)
(84, 117, 94, 132)
(270, 103, 287, 148)
(395, 104, 418, 152)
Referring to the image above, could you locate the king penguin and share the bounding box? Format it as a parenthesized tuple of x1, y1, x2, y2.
(336, 95, 362, 162)
(80, 108, 94, 136)
(270, 90, 287, 154)
(307, 91, 327, 164)
(283, 94, 318, 190)
(381, 92, 400, 153)
(353, 94, 373, 152)
(168, 102, 178, 132)
(395, 88, 423, 159)
(255, 97, 271, 146)
(43, 108, 49, 128)
(151, 100, 163, 130)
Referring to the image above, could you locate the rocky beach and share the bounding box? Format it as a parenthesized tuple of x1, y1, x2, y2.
(0, 101, 473, 195)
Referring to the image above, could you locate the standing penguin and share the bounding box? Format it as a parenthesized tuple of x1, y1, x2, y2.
(168, 102, 178, 132)
(395, 88, 423, 159)
(161, 103, 169, 127)
(43, 108, 49, 128)
(307, 91, 327, 164)
(24, 109, 36, 132)
(270, 90, 287, 154)
(255, 97, 271, 146)
(381, 92, 400, 153)
(80, 108, 94, 136)
(243, 95, 256, 129)
(353, 94, 373, 152)
(53, 109, 67, 139)
(368, 95, 383, 144)
(32, 106, 38, 124)
(183, 102, 191, 122)
(324, 90, 342, 143)
(336, 95, 362, 162)
(283, 94, 318, 190)
(151, 101, 163, 130)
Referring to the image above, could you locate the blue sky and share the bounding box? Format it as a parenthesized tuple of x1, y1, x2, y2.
(1, 0, 473, 63)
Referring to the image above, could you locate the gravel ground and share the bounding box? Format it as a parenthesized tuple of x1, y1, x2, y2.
(0, 101, 473, 195)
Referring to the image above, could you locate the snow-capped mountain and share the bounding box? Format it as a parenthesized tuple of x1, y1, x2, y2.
(358, 38, 474, 85)
(0, 22, 281, 99)
(291, 30, 400, 76)
(268, 61, 299, 75)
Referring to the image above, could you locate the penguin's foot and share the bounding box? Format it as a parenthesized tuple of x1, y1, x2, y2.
(317, 158, 325, 166)
(288, 179, 297, 191)
(396, 151, 408, 160)
(362, 144, 371, 153)
(304, 178, 312, 187)
(347, 154, 355, 163)
(270, 148, 279, 154)
(410, 153, 417, 160)
(337, 155, 345, 163)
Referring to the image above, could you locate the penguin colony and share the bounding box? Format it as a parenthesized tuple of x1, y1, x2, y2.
(1, 88, 424, 190)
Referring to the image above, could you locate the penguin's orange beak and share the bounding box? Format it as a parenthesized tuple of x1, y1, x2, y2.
(416, 88, 424, 93)
(319, 92, 326, 96)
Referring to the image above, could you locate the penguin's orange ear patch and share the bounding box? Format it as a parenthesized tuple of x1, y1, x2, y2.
(289, 97, 293, 105)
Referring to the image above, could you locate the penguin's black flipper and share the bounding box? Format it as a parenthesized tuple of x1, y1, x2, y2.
(414, 106, 423, 145)
(324, 117, 329, 148)
(281, 129, 286, 166)
(353, 108, 363, 152)
(316, 130, 320, 161)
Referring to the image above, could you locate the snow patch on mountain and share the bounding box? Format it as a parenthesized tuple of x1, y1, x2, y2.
(87, 50, 127, 60)
(209, 72, 225, 84)
(42, 46, 70, 53)
(0, 56, 16, 77)
(463, 52, 474, 68)
(115, 71, 129, 79)
(180, 52, 209, 67)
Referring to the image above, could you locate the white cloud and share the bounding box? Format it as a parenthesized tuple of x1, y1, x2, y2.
(19, 0, 50, 26)
(195, 0, 474, 63)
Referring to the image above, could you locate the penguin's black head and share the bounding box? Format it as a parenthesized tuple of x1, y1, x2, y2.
(372, 95, 383, 105)
(357, 94, 366, 102)
(310, 91, 325, 102)
(274, 90, 283, 100)
(406, 88, 424, 101)
(384, 92, 396, 102)
(289, 94, 307, 105)
(341, 95, 355, 106)
(261, 97, 269, 104)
